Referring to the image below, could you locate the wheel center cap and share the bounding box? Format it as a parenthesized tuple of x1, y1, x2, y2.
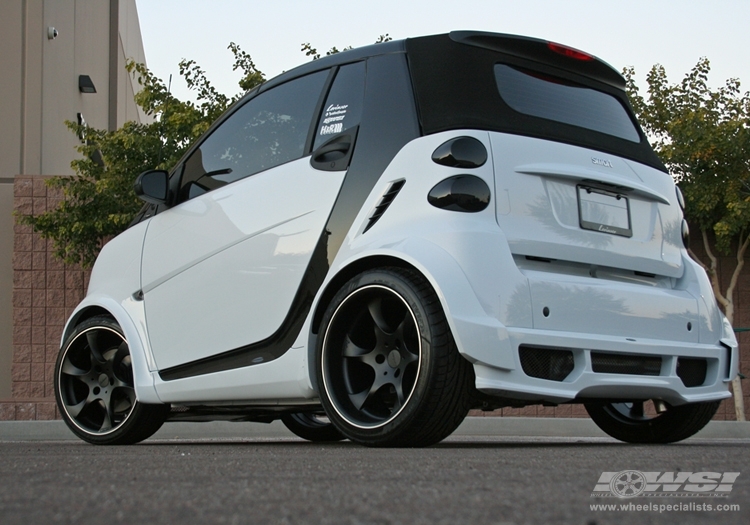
(98, 374, 110, 388)
(387, 350, 401, 368)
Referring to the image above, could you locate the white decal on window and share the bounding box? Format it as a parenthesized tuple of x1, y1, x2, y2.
(323, 115, 346, 124)
(320, 123, 343, 135)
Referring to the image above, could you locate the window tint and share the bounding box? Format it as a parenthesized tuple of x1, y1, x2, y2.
(494, 64, 640, 143)
(179, 70, 329, 201)
(313, 61, 366, 150)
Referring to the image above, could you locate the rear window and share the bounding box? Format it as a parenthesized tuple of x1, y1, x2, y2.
(494, 65, 640, 142)
(405, 34, 667, 172)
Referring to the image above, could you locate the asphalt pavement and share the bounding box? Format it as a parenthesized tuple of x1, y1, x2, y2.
(1, 418, 749, 525)
(1, 416, 749, 442)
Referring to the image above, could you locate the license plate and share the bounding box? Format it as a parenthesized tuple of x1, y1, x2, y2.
(577, 185, 632, 237)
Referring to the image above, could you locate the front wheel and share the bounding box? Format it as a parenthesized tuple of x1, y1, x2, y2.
(55, 316, 170, 445)
(584, 399, 721, 443)
(316, 267, 474, 447)
(281, 412, 345, 442)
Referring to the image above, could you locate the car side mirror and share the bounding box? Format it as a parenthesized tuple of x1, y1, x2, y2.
(135, 169, 169, 205)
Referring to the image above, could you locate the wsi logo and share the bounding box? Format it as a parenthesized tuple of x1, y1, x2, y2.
(592, 157, 613, 168)
(592, 471, 740, 498)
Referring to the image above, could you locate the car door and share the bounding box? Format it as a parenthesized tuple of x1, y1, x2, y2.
(141, 62, 366, 378)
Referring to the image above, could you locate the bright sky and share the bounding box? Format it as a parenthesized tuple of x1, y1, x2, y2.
(134, 0, 750, 103)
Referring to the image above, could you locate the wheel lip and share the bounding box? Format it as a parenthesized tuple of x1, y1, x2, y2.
(57, 325, 137, 437)
(321, 284, 423, 430)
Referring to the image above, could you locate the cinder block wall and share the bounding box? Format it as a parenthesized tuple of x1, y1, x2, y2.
(1, 176, 89, 420)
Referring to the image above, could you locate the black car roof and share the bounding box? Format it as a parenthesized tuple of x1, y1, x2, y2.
(258, 31, 625, 94)
(257, 39, 406, 94)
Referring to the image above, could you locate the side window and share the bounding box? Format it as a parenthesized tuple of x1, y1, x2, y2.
(178, 69, 329, 201)
(313, 61, 366, 150)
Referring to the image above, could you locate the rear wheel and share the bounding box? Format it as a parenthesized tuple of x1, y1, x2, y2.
(584, 399, 720, 443)
(281, 412, 345, 442)
(55, 316, 170, 445)
(317, 267, 473, 447)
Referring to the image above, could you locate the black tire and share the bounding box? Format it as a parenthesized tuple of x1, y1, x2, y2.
(281, 412, 346, 442)
(584, 399, 721, 444)
(316, 267, 474, 447)
(55, 316, 170, 445)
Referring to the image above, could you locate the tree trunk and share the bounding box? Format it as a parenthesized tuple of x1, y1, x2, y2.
(688, 230, 746, 421)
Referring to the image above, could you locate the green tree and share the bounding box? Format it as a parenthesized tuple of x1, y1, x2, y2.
(301, 33, 391, 60)
(624, 59, 750, 420)
(18, 43, 266, 267)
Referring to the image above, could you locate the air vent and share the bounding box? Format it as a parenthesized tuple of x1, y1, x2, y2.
(591, 352, 661, 376)
(363, 180, 405, 233)
(519, 345, 575, 382)
(677, 357, 707, 387)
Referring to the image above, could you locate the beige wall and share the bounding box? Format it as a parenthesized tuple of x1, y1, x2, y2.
(0, 0, 148, 174)
(118, 0, 149, 125)
(0, 0, 147, 400)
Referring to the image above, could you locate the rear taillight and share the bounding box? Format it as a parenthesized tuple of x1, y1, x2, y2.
(547, 42, 594, 61)
(676, 186, 686, 210)
(681, 219, 690, 249)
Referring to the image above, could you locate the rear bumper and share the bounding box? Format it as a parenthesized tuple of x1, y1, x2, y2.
(428, 226, 738, 406)
(473, 326, 737, 406)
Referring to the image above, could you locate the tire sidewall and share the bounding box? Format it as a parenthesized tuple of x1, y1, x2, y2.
(316, 269, 441, 444)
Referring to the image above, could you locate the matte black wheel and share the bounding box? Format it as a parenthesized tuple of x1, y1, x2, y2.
(317, 267, 473, 447)
(55, 316, 170, 445)
(584, 399, 721, 443)
(281, 412, 346, 442)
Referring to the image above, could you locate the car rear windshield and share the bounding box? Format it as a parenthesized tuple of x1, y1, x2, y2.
(406, 33, 666, 172)
(494, 65, 640, 143)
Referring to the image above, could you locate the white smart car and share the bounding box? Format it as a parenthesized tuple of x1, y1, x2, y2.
(55, 31, 738, 446)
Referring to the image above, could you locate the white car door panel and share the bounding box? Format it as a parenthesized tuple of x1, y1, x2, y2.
(142, 159, 345, 371)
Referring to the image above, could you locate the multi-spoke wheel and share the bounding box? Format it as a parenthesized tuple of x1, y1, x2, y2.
(584, 399, 721, 443)
(55, 316, 170, 445)
(281, 412, 345, 442)
(317, 267, 473, 447)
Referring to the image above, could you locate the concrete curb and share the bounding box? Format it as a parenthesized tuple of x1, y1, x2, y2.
(1, 417, 748, 442)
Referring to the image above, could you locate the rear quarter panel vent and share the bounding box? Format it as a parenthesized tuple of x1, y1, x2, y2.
(363, 180, 406, 233)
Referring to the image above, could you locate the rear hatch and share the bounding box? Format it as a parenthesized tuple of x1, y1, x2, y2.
(492, 133, 683, 278)
(487, 50, 683, 278)
(407, 31, 683, 278)
(407, 32, 698, 340)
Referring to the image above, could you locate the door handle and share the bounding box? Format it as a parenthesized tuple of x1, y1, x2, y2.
(313, 141, 351, 162)
(310, 126, 359, 172)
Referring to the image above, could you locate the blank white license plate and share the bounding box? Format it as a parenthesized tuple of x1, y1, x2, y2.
(577, 186, 632, 237)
